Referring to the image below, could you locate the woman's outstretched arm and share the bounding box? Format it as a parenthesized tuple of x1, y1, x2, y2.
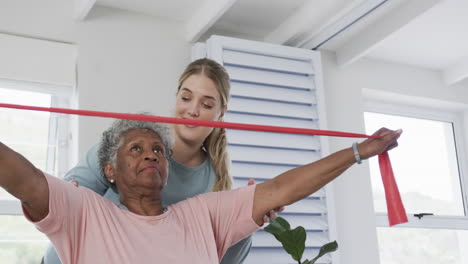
(0, 142, 49, 221)
(251, 128, 401, 225)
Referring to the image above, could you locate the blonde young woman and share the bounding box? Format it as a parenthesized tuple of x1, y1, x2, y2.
(43, 59, 258, 264)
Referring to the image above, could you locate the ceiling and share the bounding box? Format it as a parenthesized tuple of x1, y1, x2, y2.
(365, 0, 468, 70)
(96, 0, 200, 22)
(87, 0, 468, 87)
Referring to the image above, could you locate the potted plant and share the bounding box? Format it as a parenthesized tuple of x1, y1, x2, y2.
(265, 217, 338, 264)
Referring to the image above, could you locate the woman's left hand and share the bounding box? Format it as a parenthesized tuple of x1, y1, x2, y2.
(248, 178, 285, 223)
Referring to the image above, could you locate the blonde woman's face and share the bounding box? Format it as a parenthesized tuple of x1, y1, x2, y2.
(174, 74, 226, 145)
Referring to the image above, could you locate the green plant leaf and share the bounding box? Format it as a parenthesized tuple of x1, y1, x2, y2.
(276, 226, 306, 261)
(265, 217, 338, 263)
(264, 216, 290, 237)
(309, 240, 338, 263)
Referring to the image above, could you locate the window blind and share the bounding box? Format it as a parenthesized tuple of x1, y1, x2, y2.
(0, 33, 76, 88)
(199, 35, 338, 264)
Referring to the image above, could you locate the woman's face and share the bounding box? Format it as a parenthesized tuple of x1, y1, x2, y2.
(174, 74, 226, 145)
(105, 129, 169, 197)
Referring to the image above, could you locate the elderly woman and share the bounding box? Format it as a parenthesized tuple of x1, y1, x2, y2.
(0, 118, 401, 263)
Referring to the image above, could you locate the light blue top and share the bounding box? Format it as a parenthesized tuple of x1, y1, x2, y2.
(43, 143, 252, 264)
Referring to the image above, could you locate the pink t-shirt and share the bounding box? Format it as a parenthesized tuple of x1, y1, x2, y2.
(24, 174, 259, 264)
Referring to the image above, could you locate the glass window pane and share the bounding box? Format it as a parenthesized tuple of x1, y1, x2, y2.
(0, 215, 48, 263)
(377, 227, 468, 264)
(0, 88, 51, 200)
(364, 112, 464, 216)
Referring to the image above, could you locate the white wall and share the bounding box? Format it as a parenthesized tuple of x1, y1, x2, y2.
(0, 0, 191, 156)
(321, 50, 468, 264)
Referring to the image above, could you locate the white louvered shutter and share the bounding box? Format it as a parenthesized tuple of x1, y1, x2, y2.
(199, 35, 338, 264)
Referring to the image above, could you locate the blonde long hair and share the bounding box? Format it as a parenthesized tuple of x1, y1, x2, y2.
(177, 58, 232, 191)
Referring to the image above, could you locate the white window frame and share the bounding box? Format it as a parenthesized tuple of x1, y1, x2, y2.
(0, 78, 76, 216)
(363, 98, 468, 230)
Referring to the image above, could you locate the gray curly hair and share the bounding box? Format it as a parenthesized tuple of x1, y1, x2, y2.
(98, 117, 174, 183)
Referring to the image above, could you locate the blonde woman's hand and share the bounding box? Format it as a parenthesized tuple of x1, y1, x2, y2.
(70, 179, 79, 187)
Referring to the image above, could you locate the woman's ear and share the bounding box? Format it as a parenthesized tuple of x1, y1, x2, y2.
(104, 163, 115, 183)
(218, 105, 227, 120)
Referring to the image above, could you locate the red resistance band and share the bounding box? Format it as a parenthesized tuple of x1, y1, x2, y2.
(0, 103, 408, 226)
